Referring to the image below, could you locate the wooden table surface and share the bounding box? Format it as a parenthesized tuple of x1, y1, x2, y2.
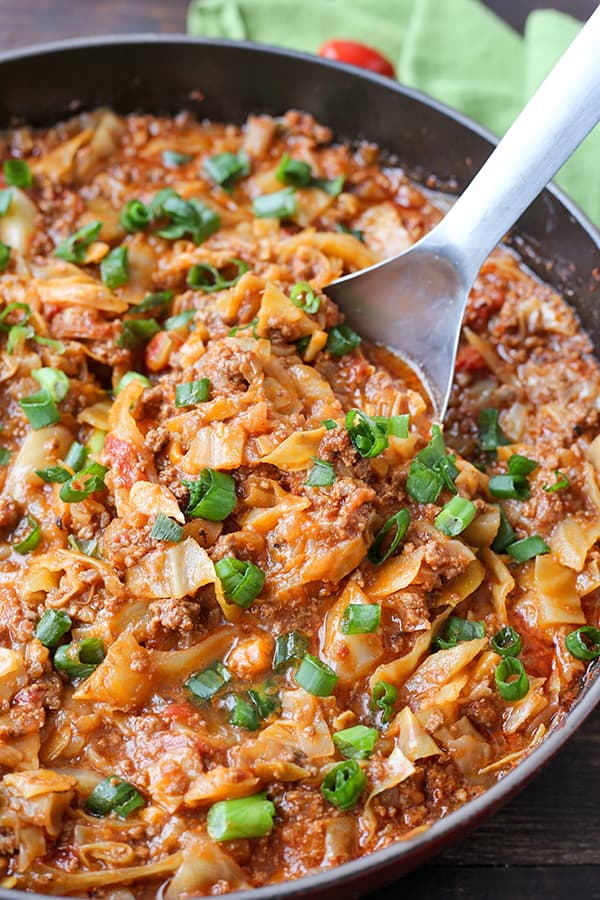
(0, 2, 598, 899)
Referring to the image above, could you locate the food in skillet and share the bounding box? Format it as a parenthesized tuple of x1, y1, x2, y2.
(0, 109, 599, 898)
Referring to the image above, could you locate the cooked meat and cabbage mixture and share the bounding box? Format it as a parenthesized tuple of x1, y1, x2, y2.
(0, 109, 598, 898)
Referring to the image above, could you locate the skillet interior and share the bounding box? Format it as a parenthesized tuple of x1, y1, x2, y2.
(0, 35, 599, 900)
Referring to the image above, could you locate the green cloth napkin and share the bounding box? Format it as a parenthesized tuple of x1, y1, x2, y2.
(188, 0, 600, 226)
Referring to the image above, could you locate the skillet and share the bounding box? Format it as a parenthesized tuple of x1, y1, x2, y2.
(0, 35, 599, 900)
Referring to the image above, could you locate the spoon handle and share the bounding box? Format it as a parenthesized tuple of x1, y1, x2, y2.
(431, 5, 600, 284)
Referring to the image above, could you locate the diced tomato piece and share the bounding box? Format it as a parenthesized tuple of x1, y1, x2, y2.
(455, 345, 486, 373)
(319, 40, 395, 78)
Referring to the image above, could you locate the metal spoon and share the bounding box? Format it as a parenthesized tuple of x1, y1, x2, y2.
(325, 5, 600, 419)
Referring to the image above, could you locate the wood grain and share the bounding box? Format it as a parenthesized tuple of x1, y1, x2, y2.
(0, 2, 598, 898)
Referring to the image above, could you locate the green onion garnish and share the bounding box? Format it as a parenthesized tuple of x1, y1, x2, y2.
(147, 187, 179, 219)
(162, 150, 193, 168)
(3, 159, 32, 188)
(0, 448, 10, 466)
(565, 626, 600, 661)
(370, 680, 397, 723)
(326, 324, 361, 356)
(0, 189, 13, 216)
(186, 661, 231, 701)
(67, 535, 99, 557)
(490, 625, 522, 658)
(117, 318, 160, 348)
(207, 793, 275, 842)
(313, 175, 345, 196)
(272, 631, 309, 672)
(491, 506, 516, 553)
(164, 310, 195, 331)
(543, 470, 570, 492)
(507, 454, 538, 476)
(64, 441, 89, 472)
(304, 457, 335, 487)
(345, 409, 388, 458)
(59, 462, 107, 503)
(184, 468, 236, 521)
(175, 378, 210, 408)
(135, 290, 173, 314)
(321, 759, 366, 811)
(101, 246, 129, 290)
(406, 425, 458, 504)
(247, 687, 281, 720)
(86, 776, 145, 819)
(203, 150, 250, 191)
(151, 513, 183, 543)
(432, 615, 485, 651)
(276, 153, 313, 187)
(226, 694, 261, 731)
(157, 194, 221, 244)
(188, 260, 248, 293)
(32, 367, 69, 402)
(214, 557, 265, 609)
(119, 199, 151, 233)
(368, 508, 410, 565)
(505, 535, 550, 562)
(340, 604, 381, 634)
(290, 281, 320, 314)
(252, 187, 297, 219)
(19, 391, 59, 430)
(495, 657, 530, 702)
(321, 419, 337, 430)
(54, 637, 105, 679)
(229, 316, 258, 338)
(434, 496, 477, 536)
(477, 407, 510, 452)
(54, 221, 102, 263)
(337, 223, 364, 241)
(35, 465, 70, 484)
(35, 609, 72, 650)
(374, 414, 410, 439)
(0, 243, 10, 272)
(114, 371, 151, 395)
(294, 653, 338, 697)
(333, 725, 379, 760)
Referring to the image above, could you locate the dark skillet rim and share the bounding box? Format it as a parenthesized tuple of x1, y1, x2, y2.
(0, 33, 598, 900)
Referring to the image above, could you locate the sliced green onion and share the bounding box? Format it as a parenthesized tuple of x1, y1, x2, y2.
(86, 776, 145, 818)
(64, 441, 89, 472)
(295, 335, 311, 356)
(188, 262, 221, 292)
(326, 324, 361, 356)
(321, 419, 337, 430)
(304, 457, 335, 487)
(12, 513, 41, 554)
(491, 506, 516, 553)
(35, 465, 70, 484)
(59, 463, 107, 503)
(54, 637, 105, 679)
(164, 310, 195, 332)
(184, 468, 236, 521)
(34, 334, 66, 354)
(321, 759, 366, 811)
(477, 407, 510, 452)
(3, 159, 32, 188)
(119, 199, 150, 233)
(114, 371, 151, 395)
(19, 391, 59, 430)
(490, 626, 522, 658)
(433, 616, 485, 651)
(101, 246, 129, 290)
(229, 316, 258, 338)
(54, 221, 102, 263)
(290, 281, 320, 314)
(176, 378, 210, 408)
(35, 609, 72, 650)
(295, 653, 338, 697)
(345, 409, 388, 458)
(135, 290, 173, 314)
(162, 150, 193, 168)
(495, 657, 530, 702)
(203, 150, 250, 190)
(253, 187, 297, 219)
(313, 175, 345, 195)
(247, 687, 281, 720)
(32, 367, 69, 402)
(207, 793, 275, 842)
(565, 626, 600, 661)
(371, 680, 397, 723)
(151, 513, 183, 543)
(67, 535, 99, 557)
(333, 725, 379, 760)
(0, 243, 10, 272)
(157, 195, 221, 244)
(435, 496, 477, 537)
(272, 631, 309, 672)
(215, 557, 265, 609)
(0, 301, 30, 331)
(7, 324, 34, 354)
(186, 661, 231, 701)
(117, 318, 160, 348)
(276, 153, 313, 187)
(0, 189, 13, 216)
(374, 414, 410, 439)
(507, 454, 538, 476)
(406, 425, 458, 504)
(543, 470, 570, 492)
(505, 535, 550, 563)
(488, 473, 530, 500)
(0, 447, 10, 466)
(226, 694, 260, 731)
(337, 222, 364, 241)
(218, 258, 249, 288)
(341, 604, 381, 635)
(86, 428, 106, 456)
(368, 509, 410, 565)
(147, 187, 179, 219)
(406, 459, 443, 504)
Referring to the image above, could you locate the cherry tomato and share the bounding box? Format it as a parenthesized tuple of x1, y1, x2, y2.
(319, 40, 395, 78)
